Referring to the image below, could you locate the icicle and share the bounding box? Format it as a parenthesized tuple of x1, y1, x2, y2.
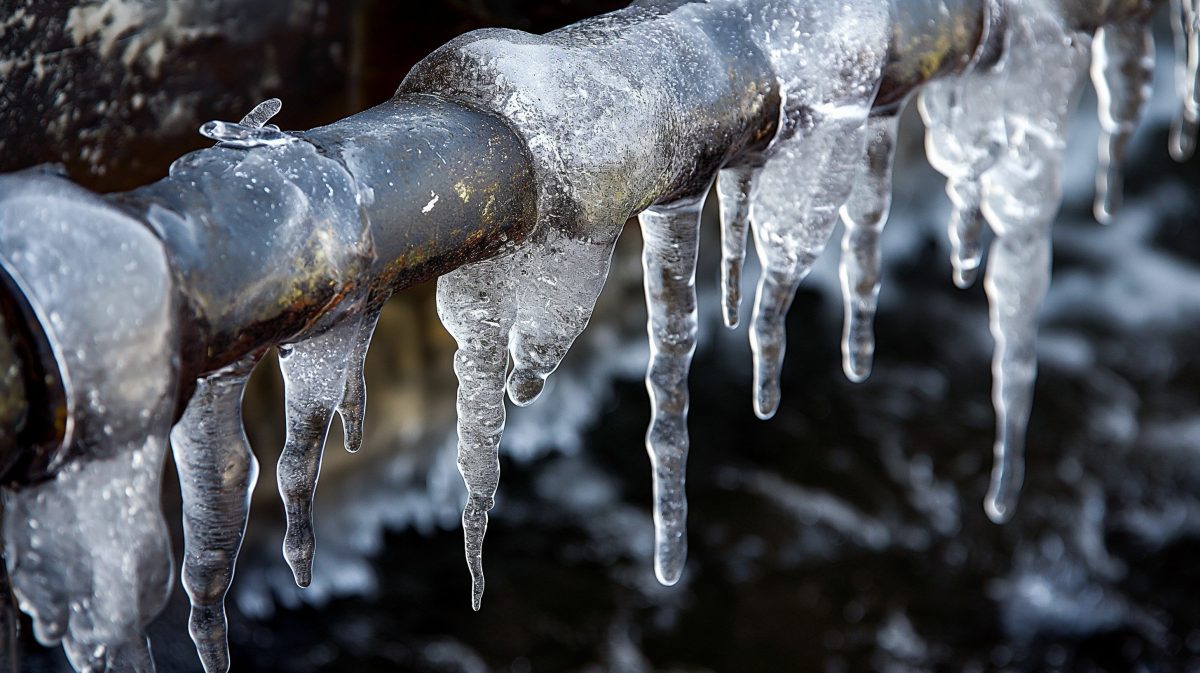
(1091, 21, 1154, 224)
(4, 434, 173, 673)
(838, 114, 901, 383)
(0, 510, 16, 673)
(277, 311, 364, 587)
(505, 226, 622, 407)
(437, 254, 517, 611)
(170, 357, 260, 673)
(748, 115, 872, 419)
(639, 192, 705, 586)
(1170, 0, 1200, 160)
(977, 7, 1090, 524)
(337, 301, 385, 453)
(919, 74, 1006, 289)
(716, 166, 757, 328)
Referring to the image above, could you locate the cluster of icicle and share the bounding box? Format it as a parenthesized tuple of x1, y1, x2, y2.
(3, 0, 1200, 672)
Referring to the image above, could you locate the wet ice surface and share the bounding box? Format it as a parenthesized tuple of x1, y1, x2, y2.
(13, 1, 1200, 670)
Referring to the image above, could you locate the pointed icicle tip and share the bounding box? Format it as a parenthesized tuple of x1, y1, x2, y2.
(506, 368, 545, 407)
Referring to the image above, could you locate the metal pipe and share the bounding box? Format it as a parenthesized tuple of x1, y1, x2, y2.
(0, 0, 1165, 487)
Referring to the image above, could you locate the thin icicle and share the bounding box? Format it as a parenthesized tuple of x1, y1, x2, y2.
(1091, 21, 1154, 224)
(639, 192, 705, 586)
(1170, 0, 1200, 160)
(437, 254, 517, 611)
(337, 301, 386, 453)
(838, 114, 901, 383)
(0, 511, 16, 673)
(748, 115, 873, 419)
(716, 166, 757, 328)
(277, 311, 364, 587)
(919, 72, 1007, 289)
(977, 6, 1090, 523)
(170, 357, 260, 673)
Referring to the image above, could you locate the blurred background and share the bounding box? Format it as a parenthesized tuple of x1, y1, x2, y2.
(5, 1, 1200, 671)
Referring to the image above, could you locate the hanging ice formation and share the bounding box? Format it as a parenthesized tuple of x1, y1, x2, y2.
(3, 0, 1199, 671)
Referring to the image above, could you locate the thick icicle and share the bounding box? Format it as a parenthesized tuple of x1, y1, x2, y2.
(505, 227, 622, 407)
(744, 0, 888, 419)
(337, 301, 385, 454)
(1091, 21, 1154, 224)
(639, 193, 706, 586)
(170, 357, 260, 673)
(717, 166, 757, 329)
(748, 116, 873, 419)
(1170, 0, 1200, 160)
(977, 5, 1090, 523)
(437, 254, 517, 611)
(277, 311, 364, 587)
(919, 72, 1007, 289)
(838, 114, 901, 383)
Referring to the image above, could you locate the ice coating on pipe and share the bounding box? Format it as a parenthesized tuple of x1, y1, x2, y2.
(639, 193, 706, 586)
(1091, 20, 1155, 224)
(838, 114, 901, 383)
(170, 357, 260, 673)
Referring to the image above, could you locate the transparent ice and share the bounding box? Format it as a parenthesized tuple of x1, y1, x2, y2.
(170, 358, 259, 673)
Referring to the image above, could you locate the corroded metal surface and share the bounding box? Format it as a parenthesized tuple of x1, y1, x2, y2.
(877, 0, 989, 112)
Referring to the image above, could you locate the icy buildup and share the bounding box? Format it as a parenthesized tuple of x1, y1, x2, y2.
(1170, 0, 1200, 159)
(941, 2, 1091, 523)
(170, 358, 259, 673)
(639, 194, 705, 585)
(399, 0, 889, 603)
(1091, 21, 1155, 223)
(838, 115, 901, 383)
(0, 171, 178, 672)
(277, 307, 367, 587)
(717, 166, 756, 328)
(745, 1, 889, 418)
(919, 63, 1007, 290)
